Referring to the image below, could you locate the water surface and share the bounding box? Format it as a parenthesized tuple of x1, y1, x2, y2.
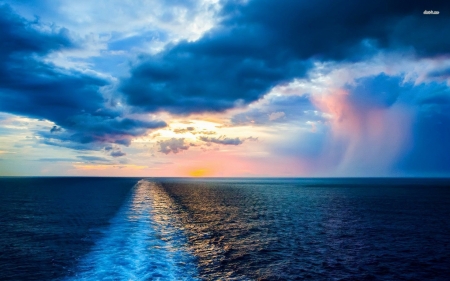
(1, 177, 449, 280)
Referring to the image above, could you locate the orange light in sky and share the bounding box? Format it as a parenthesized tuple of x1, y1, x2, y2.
(188, 168, 212, 177)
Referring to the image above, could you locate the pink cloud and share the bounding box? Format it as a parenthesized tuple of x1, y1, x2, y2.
(312, 88, 413, 175)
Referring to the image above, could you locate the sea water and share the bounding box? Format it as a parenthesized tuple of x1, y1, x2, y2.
(1, 177, 450, 280)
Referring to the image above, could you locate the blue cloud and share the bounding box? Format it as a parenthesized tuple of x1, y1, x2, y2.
(397, 87, 450, 174)
(0, 4, 166, 150)
(120, 40, 309, 114)
(231, 94, 319, 125)
(345, 74, 404, 109)
(345, 73, 450, 109)
(110, 150, 126, 157)
(427, 67, 450, 80)
(223, 0, 450, 59)
(120, 0, 450, 115)
(341, 73, 450, 174)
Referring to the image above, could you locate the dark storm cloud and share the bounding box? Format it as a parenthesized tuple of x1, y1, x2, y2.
(38, 116, 166, 149)
(121, 0, 450, 115)
(0, 4, 107, 121)
(0, 4, 75, 55)
(0, 5, 166, 149)
(42, 119, 165, 150)
(224, 0, 450, 59)
(61, 115, 166, 142)
(120, 43, 309, 114)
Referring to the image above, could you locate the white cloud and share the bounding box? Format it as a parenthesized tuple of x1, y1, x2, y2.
(6, 0, 222, 73)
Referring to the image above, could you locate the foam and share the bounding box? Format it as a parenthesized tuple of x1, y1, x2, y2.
(67, 180, 198, 280)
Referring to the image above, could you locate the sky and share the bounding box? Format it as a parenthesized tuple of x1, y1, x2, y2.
(0, 0, 450, 177)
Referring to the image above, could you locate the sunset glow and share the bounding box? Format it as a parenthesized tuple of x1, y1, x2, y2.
(188, 169, 212, 177)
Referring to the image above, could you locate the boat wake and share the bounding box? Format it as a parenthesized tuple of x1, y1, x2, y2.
(67, 180, 198, 280)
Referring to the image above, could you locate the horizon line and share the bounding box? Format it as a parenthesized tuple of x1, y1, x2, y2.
(2, 176, 450, 179)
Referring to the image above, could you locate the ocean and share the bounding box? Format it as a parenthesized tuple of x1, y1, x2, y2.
(0, 177, 449, 280)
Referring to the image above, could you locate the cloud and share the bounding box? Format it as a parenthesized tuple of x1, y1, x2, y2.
(119, 7, 311, 114)
(199, 136, 243, 145)
(120, 0, 450, 115)
(77, 156, 110, 162)
(2, 1, 450, 177)
(308, 72, 450, 175)
(268, 111, 285, 121)
(103, 145, 127, 158)
(0, 4, 75, 54)
(39, 116, 166, 150)
(110, 150, 126, 157)
(36, 156, 110, 163)
(172, 126, 218, 135)
(2, 0, 223, 79)
(8, 0, 220, 42)
(199, 130, 216, 135)
(173, 127, 195, 134)
(231, 94, 320, 125)
(0, 5, 167, 150)
(63, 116, 166, 143)
(50, 126, 62, 133)
(225, 0, 450, 58)
(120, 44, 308, 114)
(157, 138, 189, 154)
(0, 5, 107, 123)
(427, 67, 450, 80)
(38, 158, 75, 162)
(73, 163, 147, 171)
(396, 85, 450, 174)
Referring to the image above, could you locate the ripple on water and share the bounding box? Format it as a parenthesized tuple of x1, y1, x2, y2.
(156, 178, 450, 281)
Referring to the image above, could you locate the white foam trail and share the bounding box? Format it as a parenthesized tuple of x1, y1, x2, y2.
(67, 180, 198, 281)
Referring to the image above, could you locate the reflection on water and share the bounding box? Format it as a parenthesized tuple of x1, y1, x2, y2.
(158, 178, 450, 280)
(68, 180, 198, 281)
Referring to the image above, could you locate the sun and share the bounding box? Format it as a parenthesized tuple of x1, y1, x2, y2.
(188, 169, 212, 177)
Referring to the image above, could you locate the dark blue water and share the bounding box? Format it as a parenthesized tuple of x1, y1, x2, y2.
(1, 178, 450, 280)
